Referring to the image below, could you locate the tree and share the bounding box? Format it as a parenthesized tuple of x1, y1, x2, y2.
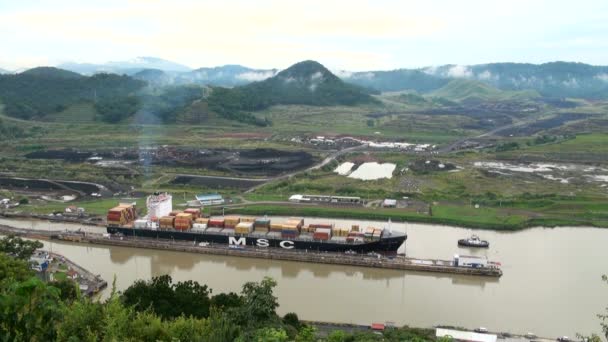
(295, 325, 317, 342)
(50, 279, 79, 303)
(0, 253, 34, 283)
(326, 330, 350, 342)
(121, 275, 212, 319)
(240, 277, 279, 324)
(251, 327, 289, 342)
(283, 312, 301, 329)
(0, 235, 43, 259)
(211, 291, 243, 309)
(0, 277, 64, 341)
(56, 299, 105, 341)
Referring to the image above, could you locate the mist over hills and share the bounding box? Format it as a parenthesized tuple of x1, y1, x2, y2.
(57, 57, 193, 75)
(44, 57, 608, 99)
(342, 62, 608, 99)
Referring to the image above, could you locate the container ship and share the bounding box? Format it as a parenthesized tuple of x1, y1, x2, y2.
(106, 193, 407, 253)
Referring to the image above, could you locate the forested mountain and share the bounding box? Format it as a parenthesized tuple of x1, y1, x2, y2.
(429, 79, 540, 103)
(207, 60, 377, 125)
(341, 62, 608, 99)
(131, 65, 278, 87)
(0, 67, 145, 121)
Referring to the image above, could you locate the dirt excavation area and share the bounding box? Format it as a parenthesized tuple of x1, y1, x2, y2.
(25, 147, 317, 176)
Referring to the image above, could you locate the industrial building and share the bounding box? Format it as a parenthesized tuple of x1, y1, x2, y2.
(289, 194, 362, 205)
(196, 193, 225, 206)
(382, 199, 397, 208)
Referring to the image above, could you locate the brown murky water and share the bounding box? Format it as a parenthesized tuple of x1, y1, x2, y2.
(1, 217, 606, 337)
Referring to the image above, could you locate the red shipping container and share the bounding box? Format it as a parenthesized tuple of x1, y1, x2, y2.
(313, 233, 330, 240)
(208, 219, 225, 228)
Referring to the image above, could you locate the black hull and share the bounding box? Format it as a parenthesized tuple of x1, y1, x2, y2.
(458, 239, 490, 248)
(107, 227, 406, 253)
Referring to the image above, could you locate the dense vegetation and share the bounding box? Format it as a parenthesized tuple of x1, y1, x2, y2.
(207, 60, 377, 125)
(0, 68, 145, 120)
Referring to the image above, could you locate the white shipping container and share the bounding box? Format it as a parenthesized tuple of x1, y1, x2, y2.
(315, 228, 332, 235)
(134, 219, 148, 229)
(192, 223, 207, 230)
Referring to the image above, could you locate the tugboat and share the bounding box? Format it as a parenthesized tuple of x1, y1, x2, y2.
(458, 235, 489, 248)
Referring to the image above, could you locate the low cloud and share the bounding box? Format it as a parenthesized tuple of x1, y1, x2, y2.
(447, 65, 472, 78)
(236, 70, 276, 81)
(595, 73, 608, 82)
(477, 70, 494, 80)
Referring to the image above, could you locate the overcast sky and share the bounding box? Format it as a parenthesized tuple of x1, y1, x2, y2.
(1, 0, 607, 71)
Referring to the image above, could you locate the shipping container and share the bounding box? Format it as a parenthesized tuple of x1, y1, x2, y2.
(254, 218, 270, 227)
(208, 219, 225, 228)
(192, 223, 207, 230)
(195, 218, 209, 224)
(169, 210, 182, 217)
(235, 222, 254, 234)
(221, 228, 235, 235)
(269, 223, 283, 231)
(134, 219, 148, 229)
(159, 216, 175, 229)
(313, 232, 330, 240)
(240, 216, 256, 223)
(176, 212, 193, 220)
(351, 225, 360, 232)
(184, 208, 201, 219)
(309, 223, 333, 229)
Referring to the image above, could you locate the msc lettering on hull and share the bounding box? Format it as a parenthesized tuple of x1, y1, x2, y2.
(228, 237, 294, 249)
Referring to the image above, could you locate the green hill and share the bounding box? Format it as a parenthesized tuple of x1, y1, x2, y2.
(429, 79, 540, 103)
(0, 67, 145, 121)
(207, 60, 377, 125)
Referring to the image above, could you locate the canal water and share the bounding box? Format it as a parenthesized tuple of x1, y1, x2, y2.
(1, 217, 606, 337)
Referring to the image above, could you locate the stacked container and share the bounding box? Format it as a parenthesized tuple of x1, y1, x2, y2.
(208, 218, 225, 228)
(240, 216, 256, 223)
(169, 210, 182, 217)
(195, 218, 209, 225)
(372, 228, 383, 239)
(134, 219, 148, 229)
(235, 222, 254, 235)
(270, 223, 283, 232)
(174, 213, 193, 231)
(286, 217, 304, 229)
(224, 216, 241, 229)
(281, 223, 299, 239)
(313, 228, 332, 241)
(107, 204, 137, 227)
(351, 225, 360, 232)
(192, 223, 207, 231)
(184, 208, 201, 220)
(346, 231, 365, 243)
(159, 216, 175, 229)
(254, 218, 271, 232)
(332, 227, 349, 237)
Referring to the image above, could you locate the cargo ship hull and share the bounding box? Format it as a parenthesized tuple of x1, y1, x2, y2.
(106, 227, 406, 253)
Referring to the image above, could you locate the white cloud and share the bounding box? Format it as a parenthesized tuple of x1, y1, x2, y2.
(236, 70, 276, 81)
(446, 65, 472, 78)
(477, 70, 494, 80)
(595, 73, 608, 82)
(310, 71, 323, 81)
